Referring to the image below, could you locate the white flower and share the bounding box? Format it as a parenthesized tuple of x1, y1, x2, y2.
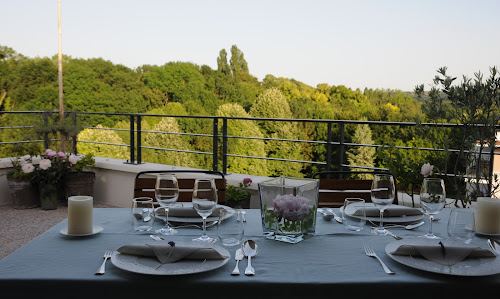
(68, 154, 78, 165)
(21, 154, 31, 161)
(39, 159, 52, 170)
(421, 163, 434, 177)
(22, 163, 34, 173)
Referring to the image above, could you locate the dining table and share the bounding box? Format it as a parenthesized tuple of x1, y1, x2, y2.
(1, 206, 500, 299)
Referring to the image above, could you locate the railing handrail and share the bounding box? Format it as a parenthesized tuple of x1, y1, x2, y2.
(0, 111, 498, 180)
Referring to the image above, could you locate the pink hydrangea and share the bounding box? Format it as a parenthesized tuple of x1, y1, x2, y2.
(273, 194, 311, 222)
(39, 159, 52, 170)
(22, 163, 34, 173)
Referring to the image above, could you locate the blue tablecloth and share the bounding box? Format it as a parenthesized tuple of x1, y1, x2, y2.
(0, 207, 499, 298)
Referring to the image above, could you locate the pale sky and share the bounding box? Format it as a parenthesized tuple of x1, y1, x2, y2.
(1, 0, 499, 91)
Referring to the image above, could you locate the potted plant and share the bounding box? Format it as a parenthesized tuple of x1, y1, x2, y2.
(64, 153, 96, 204)
(32, 149, 70, 210)
(226, 178, 252, 209)
(4, 155, 40, 209)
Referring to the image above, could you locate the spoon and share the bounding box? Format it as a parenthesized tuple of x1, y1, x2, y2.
(242, 240, 258, 276)
(318, 208, 334, 221)
(326, 208, 343, 223)
(231, 248, 244, 275)
(488, 239, 500, 254)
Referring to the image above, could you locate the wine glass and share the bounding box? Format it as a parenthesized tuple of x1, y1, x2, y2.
(420, 178, 446, 239)
(370, 174, 395, 236)
(154, 173, 179, 235)
(192, 178, 218, 243)
(447, 208, 475, 244)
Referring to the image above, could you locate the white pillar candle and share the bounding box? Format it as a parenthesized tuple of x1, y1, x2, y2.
(67, 196, 93, 235)
(476, 197, 500, 235)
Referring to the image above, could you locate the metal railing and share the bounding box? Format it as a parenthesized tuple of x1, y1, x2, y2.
(1, 111, 498, 180)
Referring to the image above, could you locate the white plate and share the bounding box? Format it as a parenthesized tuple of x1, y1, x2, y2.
(110, 240, 230, 275)
(60, 225, 103, 237)
(385, 238, 500, 276)
(340, 203, 424, 224)
(155, 203, 234, 223)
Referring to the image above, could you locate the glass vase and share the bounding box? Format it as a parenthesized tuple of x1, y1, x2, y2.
(258, 177, 319, 243)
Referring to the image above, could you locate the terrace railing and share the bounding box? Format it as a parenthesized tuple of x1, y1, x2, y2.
(1, 111, 498, 185)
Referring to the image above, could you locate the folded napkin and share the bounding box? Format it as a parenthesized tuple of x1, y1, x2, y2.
(117, 243, 228, 264)
(389, 240, 495, 266)
(353, 205, 423, 217)
(156, 206, 223, 217)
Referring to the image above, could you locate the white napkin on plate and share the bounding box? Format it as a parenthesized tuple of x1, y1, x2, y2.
(353, 205, 423, 217)
(389, 239, 495, 266)
(117, 243, 228, 264)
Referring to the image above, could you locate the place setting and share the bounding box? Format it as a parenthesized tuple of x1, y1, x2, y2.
(382, 203, 500, 277)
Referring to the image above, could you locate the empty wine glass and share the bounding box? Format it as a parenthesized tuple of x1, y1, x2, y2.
(155, 173, 179, 235)
(447, 208, 475, 244)
(370, 174, 395, 236)
(192, 178, 218, 243)
(420, 178, 446, 239)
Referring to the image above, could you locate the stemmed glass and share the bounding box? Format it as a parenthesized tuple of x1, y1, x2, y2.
(420, 178, 446, 239)
(154, 173, 179, 235)
(370, 174, 396, 236)
(192, 178, 218, 243)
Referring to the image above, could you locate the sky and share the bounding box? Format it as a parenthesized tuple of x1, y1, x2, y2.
(1, 0, 499, 92)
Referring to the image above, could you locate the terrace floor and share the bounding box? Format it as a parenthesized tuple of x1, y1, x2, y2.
(0, 201, 118, 261)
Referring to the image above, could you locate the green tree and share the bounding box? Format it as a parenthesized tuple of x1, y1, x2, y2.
(217, 49, 230, 75)
(229, 45, 249, 79)
(250, 88, 303, 177)
(216, 103, 268, 176)
(143, 117, 197, 168)
(77, 125, 128, 159)
(346, 121, 376, 179)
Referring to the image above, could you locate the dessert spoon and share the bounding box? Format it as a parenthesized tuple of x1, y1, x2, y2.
(242, 240, 258, 276)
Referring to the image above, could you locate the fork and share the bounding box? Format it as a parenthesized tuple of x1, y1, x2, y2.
(95, 247, 114, 275)
(363, 244, 394, 274)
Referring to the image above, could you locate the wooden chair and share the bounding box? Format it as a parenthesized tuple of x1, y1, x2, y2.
(134, 170, 226, 206)
(311, 170, 398, 208)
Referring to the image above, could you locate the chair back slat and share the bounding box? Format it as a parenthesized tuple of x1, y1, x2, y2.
(134, 171, 226, 205)
(312, 171, 399, 208)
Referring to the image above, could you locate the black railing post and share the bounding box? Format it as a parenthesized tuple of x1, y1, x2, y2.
(326, 122, 332, 172)
(127, 114, 135, 164)
(222, 118, 228, 175)
(43, 112, 49, 150)
(72, 112, 78, 154)
(136, 115, 142, 164)
(212, 117, 219, 171)
(339, 122, 345, 173)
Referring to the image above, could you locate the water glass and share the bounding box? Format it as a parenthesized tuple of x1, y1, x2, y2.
(131, 197, 155, 232)
(217, 210, 244, 246)
(447, 209, 475, 244)
(342, 198, 366, 231)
